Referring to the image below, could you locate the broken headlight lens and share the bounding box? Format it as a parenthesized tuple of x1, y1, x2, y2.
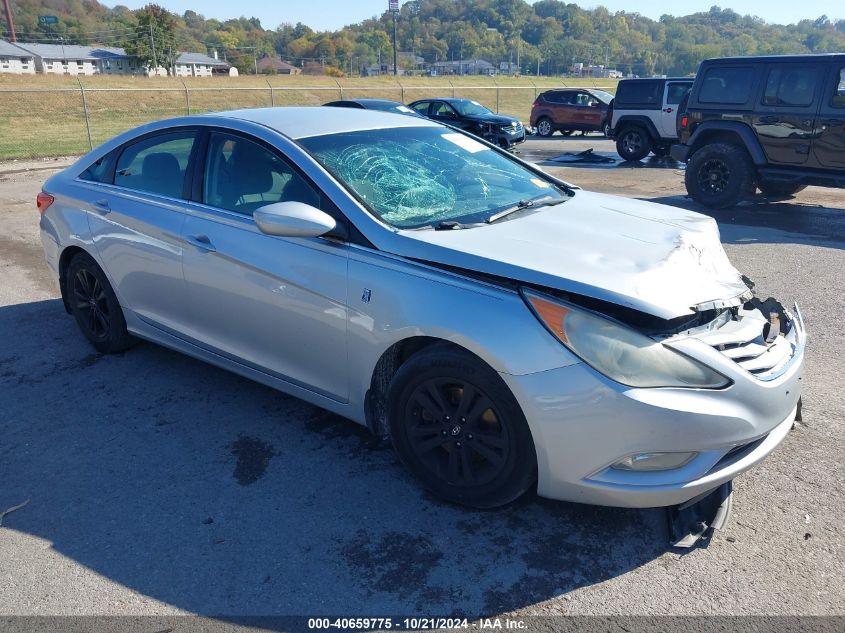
(522, 290, 731, 389)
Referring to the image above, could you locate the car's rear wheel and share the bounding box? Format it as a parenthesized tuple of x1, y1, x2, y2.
(536, 118, 554, 137)
(616, 127, 650, 161)
(685, 143, 754, 209)
(602, 120, 611, 137)
(66, 252, 134, 354)
(758, 180, 807, 197)
(387, 345, 537, 509)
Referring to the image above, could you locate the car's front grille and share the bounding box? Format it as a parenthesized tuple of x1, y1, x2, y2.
(691, 304, 800, 380)
(502, 122, 524, 134)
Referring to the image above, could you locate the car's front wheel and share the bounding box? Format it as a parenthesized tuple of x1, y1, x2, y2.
(387, 345, 537, 509)
(616, 127, 651, 161)
(535, 117, 554, 137)
(685, 143, 754, 208)
(66, 252, 134, 354)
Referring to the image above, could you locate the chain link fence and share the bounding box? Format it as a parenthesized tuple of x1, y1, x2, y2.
(0, 82, 614, 160)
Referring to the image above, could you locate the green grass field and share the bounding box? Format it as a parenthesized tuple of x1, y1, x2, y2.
(0, 74, 619, 160)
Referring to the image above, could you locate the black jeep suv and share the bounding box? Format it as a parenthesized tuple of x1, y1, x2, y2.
(672, 54, 845, 208)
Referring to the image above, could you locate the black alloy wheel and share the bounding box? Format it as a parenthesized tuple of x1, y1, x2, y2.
(387, 345, 537, 508)
(404, 378, 509, 488)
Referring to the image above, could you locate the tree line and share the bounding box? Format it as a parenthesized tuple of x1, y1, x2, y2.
(4, 0, 845, 76)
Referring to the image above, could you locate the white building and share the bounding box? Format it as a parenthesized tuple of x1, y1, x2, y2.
(13, 43, 139, 76)
(0, 39, 36, 74)
(173, 52, 229, 78)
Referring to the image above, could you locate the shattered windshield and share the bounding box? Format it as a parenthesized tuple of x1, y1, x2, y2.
(452, 100, 492, 116)
(299, 126, 568, 229)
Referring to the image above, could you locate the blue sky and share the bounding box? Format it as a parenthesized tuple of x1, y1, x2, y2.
(114, 1, 841, 32)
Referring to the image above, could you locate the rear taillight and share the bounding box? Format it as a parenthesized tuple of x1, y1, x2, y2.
(680, 115, 689, 128)
(36, 192, 54, 215)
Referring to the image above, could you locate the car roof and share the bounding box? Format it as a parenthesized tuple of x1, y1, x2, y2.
(415, 97, 473, 103)
(618, 77, 692, 82)
(701, 53, 845, 64)
(212, 106, 437, 139)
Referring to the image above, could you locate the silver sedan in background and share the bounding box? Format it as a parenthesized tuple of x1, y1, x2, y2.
(37, 108, 805, 510)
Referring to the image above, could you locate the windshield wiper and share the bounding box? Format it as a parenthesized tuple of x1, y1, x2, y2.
(486, 196, 562, 224)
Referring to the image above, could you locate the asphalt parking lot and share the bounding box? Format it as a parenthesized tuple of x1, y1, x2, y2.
(0, 137, 843, 618)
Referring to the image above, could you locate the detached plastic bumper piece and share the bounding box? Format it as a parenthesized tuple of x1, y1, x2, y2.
(667, 480, 734, 548)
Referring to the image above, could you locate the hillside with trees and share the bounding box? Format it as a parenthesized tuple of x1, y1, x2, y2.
(3, 0, 845, 76)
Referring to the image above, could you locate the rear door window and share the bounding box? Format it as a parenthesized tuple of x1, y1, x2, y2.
(666, 82, 691, 105)
(546, 91, 573, 105)
(114, 131, 195, 198)
(698, 66, 755, 104)
(615, 80, 661, 106)
(411, 101, 430, 115)
(762, 65, 822, 107)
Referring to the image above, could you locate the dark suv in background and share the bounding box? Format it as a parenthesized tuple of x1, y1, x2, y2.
(530, 88, 614, 137)
(672, 54, 845, 207)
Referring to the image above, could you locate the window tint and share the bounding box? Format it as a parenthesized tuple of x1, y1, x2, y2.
(203, 132, 319, 216)
(79, 152, 114, 183)
(431, 102, 456, 117)
(762, 65, 820, 107)
(666, 83, 691, 105)
(615, 80, 661, 105)
(831, 67, 845, 108)
(545, 91, 573, 105)
(114, 132, 195, 198)
(698, 67, 754, 104)
(412, 101, 430, 114)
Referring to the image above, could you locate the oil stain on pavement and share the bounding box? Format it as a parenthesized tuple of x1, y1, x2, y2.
(230, 435, 276, 485)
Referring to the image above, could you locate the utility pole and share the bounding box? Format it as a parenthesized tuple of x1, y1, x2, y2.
(149, 22, 157, 73)
(392, 10, 398, 76)
(2, 0, 15, 42)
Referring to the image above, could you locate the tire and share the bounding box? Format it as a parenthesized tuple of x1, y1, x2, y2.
(66, 252, 134, 354)
(685, 143, 755, 209)
(758, 180, 807, 197)
(652, 145, 670, 157)
(387, 345, 537, 509)
(602, 120, 611, 137)
(616, 126, 651, 161)
(536, 117, 554, 137)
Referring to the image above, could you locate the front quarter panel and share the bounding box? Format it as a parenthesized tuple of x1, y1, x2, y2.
(345, 247, 580, 421)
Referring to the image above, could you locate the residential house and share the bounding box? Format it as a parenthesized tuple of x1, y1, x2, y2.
(173, 52, 229, 78)
(14, 42, 138, 75)
(0, 39, 35, 74)
(256, 55, 301, 75)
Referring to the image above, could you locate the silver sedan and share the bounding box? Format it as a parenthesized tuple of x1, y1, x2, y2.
(37, 108, 805, 509)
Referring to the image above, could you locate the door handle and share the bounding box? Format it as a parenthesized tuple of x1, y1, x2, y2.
(92, 199, 110, 214)
(663, 107, 673, 113)
(186, 234, 216, 252)
(759, 116, 779, 124)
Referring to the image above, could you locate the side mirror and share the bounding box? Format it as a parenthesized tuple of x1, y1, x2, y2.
(254, 201, 336, 238)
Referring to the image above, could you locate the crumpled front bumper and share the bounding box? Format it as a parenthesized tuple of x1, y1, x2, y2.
(500, 303, 806, 508)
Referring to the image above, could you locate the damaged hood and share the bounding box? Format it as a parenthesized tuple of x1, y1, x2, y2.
(390, 191, 750, 320)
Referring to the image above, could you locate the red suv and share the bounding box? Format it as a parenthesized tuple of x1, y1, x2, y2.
(530, 89, 614, 137)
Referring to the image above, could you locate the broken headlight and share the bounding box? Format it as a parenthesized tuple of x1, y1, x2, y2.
(522, 290, 731, 389)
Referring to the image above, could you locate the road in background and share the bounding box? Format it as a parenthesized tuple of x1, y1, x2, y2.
(0, 138, 843, 617)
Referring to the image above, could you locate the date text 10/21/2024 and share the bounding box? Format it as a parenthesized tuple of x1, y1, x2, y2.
(307, 618, 527, 630)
